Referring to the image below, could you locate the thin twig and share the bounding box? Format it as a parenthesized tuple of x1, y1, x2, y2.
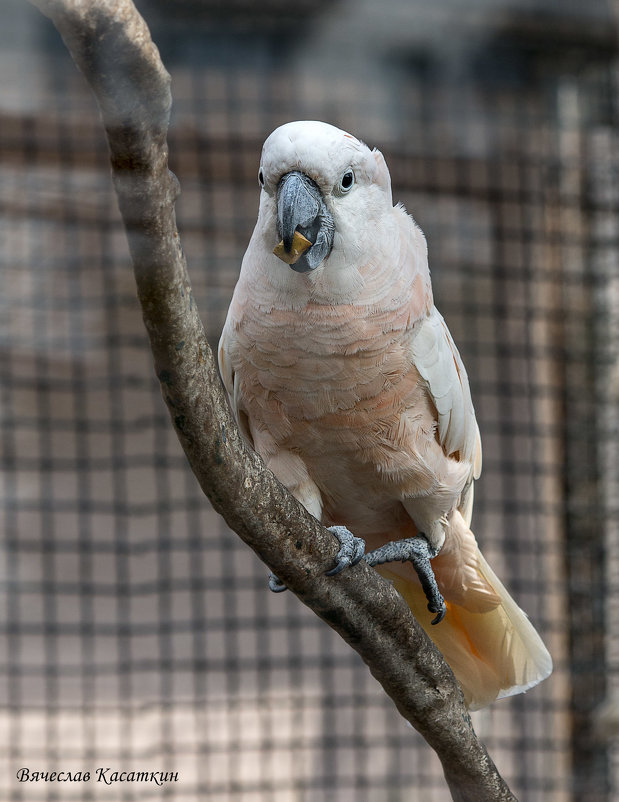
(29, 1, 517, 799)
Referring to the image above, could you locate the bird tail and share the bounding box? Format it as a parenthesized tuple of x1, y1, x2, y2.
(378, 529, 553, 710)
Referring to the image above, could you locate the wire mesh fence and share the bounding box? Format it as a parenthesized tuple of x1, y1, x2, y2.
(0, 1, 618, 800)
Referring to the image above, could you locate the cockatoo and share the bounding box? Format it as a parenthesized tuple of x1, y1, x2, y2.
(218, 120, 552, 709)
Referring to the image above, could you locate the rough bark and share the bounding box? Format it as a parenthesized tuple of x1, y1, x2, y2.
(29, 1, 517, 799)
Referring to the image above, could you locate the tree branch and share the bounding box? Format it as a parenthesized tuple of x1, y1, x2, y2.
(29, 1, 517, 799)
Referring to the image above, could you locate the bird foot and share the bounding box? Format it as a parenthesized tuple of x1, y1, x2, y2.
(365, 536, 446, 624)
(268, 525, 365, 592)
(268, 573, 288, 593)
(268, 529, 445, 626)
(324, 525, 366, 576)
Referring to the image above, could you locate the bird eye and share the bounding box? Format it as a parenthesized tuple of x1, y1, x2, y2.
(258, 168, 265, 187)
(338, 169, 355, 194)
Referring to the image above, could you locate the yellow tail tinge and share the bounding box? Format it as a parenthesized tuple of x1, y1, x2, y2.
(378, 545, 553, 710)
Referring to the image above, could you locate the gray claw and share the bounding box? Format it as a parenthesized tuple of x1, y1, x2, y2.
(325, 525, 366, 576)
(365, 535, 446, 625)
(268, 573, 288, 593)
(268, 525, 365, 591)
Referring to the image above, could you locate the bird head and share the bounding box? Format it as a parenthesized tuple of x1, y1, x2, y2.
(257, 121, 393, 274)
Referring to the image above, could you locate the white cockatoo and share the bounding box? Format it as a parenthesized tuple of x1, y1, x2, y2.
(218, 120, 552, 709)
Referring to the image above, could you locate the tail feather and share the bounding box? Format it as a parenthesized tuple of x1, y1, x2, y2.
(379, 547, 553, 710)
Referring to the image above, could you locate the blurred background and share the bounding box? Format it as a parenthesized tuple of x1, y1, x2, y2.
(0, 0, 618, 799)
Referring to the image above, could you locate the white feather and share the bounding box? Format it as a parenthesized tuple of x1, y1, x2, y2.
(410, 308, 482, 479)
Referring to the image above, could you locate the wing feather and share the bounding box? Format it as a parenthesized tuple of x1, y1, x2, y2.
(410, 308, 482, 481)
(218, 324, 253, 445)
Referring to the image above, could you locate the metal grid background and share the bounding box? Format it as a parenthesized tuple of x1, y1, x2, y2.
(0, 0, 618, 800)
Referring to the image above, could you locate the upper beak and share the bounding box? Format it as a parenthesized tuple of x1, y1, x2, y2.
(274, 171, 334, 272)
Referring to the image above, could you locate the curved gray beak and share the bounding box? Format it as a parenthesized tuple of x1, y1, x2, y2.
(275, 171, 334, 273)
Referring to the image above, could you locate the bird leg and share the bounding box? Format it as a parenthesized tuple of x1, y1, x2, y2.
(365, 536, 446, 625)
(268, 525, 365, 592)
(269, 528, 445, 625)
(324, 525, 366, 575)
